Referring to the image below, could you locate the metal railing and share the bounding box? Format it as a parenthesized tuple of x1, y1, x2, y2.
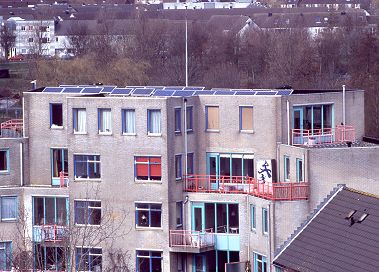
(292, 125, 356, 146)
(59, 171, 69, 187)
(185, 175, 309, 201)
(169, 228, 214, 248)
(33, 225, 68, 243)
(0, 118, 23, 137)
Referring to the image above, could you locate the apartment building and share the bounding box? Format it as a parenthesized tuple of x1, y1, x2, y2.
(0, 86, 377, 272)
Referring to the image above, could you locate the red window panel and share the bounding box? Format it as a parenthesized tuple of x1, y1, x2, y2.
(150, 157, 161, 179)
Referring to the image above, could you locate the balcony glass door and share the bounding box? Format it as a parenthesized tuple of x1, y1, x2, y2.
(192, 203, 205, 232)
(207, 153, 220, 190)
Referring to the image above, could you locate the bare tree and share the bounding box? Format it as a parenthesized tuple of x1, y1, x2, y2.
(0, 22, 16, 60)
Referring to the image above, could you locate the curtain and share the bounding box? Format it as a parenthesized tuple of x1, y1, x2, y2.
(77, 109, 86, 132)
(124, 110, 135, 133)
(1, 197, 16, 219)
(150, 110, 161, 134)
(100, 109, 111, 133)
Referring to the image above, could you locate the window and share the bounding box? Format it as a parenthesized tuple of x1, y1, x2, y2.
(74, 155, 101, 179)
(253, 253, 267, 272)
(1, 196, 17, 221)
(51, 148, 68, 186)
(147, 109, 161, 134)
(176, 201, 183, 228)
(296, 158, 303, 182)
(75, 200, 101, 225)
(41, 37, 49, 43)
(40, 26, 48, 32)
(98, 108, 112, 134)
(175, 155, 182, 180)
(284, 156, 290, 181)
(33, 197, 68, 226)
(135, 203, 162, 228)
(55, 37, 59, 42)
(205, 106, 219, 130)
(21, 26, 26, 31)
(240, 106, 254, 131)
(0, 242, 12, 271)
(187, 153, 194, 175)
(262, 208, 268, 234)
(0, 150, 9, 173)
(35, 245, 66, 271)
(50, 103, 63, 127)
(136, 250, 162, 272)
(122, 109, 136, 134)
(76, 248, 102, 272)
(28, 37, 33, 42)
(21, 48, 26, 53)
(175, 108, 181, 133)
(186, 106, 193, 131)
(274, 266, 283, 272)
(28, 26, 33, 30)
(73, 108, 86, 133)
(250, 205, 256, 231)
(135, 156, 161, 181)
(201, 203, 239, 234)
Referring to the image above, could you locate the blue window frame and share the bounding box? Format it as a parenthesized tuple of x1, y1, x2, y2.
(253, 253, 266, 272)
(74, 155, 101, 179)
(76, 247, 102, 271)
(1, 196, 17, 221)
(175, 154, 182, 180)
(73, 108, 86, 133)
(262, 208, 268, 234)
(186, 106, 193, 132)
(0, 149, 10, 173)
(136, 250, 162, 272)
(205, 106, 219, 130)
(176, 201, 183, 228)
(74, 200, 101, 225)
(175, 108, 181, 133)
(134, 156, 161, 181)
(98, 108, 112, 134)
(147, 109, 161, 134)
(122, 109, 136, 134)
(135, 203, 162, 228)
(0, 242, 12, 271)
(51, 148, 68, 186)
(50, 103, 63, 127)
(296, 158, 303, 182)
(284, 156, 290, 181)
(239, 106, 254, 131)
(33, 197, 68, 226)
(250, 205, 256, 231)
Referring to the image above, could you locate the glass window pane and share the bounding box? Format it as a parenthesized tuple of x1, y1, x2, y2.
(45, 198, 55, 224)
(34, 197, 44, 225)
(149, 110, 161, 134)
(123, 109, 136, 134)
(175, 108, 181, 132)
(206, 106, 219, 130)
(216, 204, 227, 233)
(1, 197, 17, 220)
(241, 107, 253, 130)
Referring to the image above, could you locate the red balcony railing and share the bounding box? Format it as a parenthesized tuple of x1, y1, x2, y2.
(292, 125, 355, 146)
(169, 229, 215, 249)
(185, 175, 309, 201)
(33, 225, 68, 243)
(0, 118, 23, 137)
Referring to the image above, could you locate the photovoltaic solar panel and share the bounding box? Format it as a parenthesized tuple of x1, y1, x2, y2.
(111, 88, 133, 95)
(43, 87, 63, 93)
(81, 87, 102, 94)
(255, 91, 276, 95)
(100, 86, 116, 93)
(183, 87, 204, 91)
(232, 89, 252, 92)
(59, 85, 77, 87)
(132, 88, 155, 96)
(194, 90, 215, 95)
(62, 87, 83, 93)
(235, 91, 256, 95)
(276, 90, 293, 96)
(214, 90, 235, 95)
(172, 90, 195, 97)
(164, 86, 185, 90)
(154, 90, 175, 97)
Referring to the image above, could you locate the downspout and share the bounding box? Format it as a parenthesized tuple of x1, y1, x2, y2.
(246, 195, 250, 263)
(184, 98, 188, 191)
(22, 96, 25, 138)
(20, 142, 23, 186)
(268, 203, 273, 272)
(286, 100, 290, 145)
(342, 85, 346, 125)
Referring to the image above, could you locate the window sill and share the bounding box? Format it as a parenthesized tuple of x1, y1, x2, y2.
(206, 129, 220, 133)
(75, 224, 101, 227)
(50, 125, 64, 130)
(135, 180, 162, 184)
(136, 226, 163, 230)
(122, 133, 137, 136)
(75, 178, 101, 182)
(186, 129, 194, 134)
(0, 171, 10, 175)
(240, 130, 255, 134)
(98, 132, 112, 136)
(74, 131, 87, 135)
(147, 133, 162, 137)
(1, 219, 17, 222)
(175, 131, 182, 135)
(176, 178, 183, 182)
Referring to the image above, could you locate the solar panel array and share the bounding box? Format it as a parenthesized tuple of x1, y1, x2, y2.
(42, 86, 293, 97)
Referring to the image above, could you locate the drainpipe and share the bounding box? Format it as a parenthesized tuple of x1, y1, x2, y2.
(342, 85, 346, 125)
(286, 100, 290, 145)
(22, 96, 25, 138)
(268, 202, 273, 272)
(246, 195, 250, 262)
(19, 142, 23, 186)
(184, 98, 188, 189)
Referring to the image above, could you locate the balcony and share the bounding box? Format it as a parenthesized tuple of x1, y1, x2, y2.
(185, 175, 309, 201)
(52, 171, 69, 187)
(0, 119, 23, 138)
(169, 229, 215, 253)
(292, 125, 356, 146)
(33, 225, 68, 243)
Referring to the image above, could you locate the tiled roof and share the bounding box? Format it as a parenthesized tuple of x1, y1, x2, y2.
(274, 186, 379, 272)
